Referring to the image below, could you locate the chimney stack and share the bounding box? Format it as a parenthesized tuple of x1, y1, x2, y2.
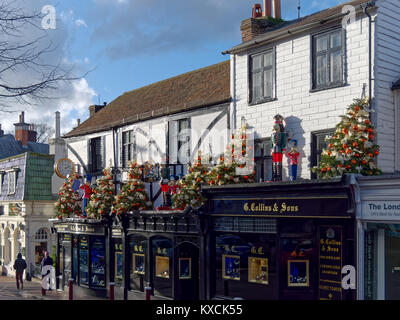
(89, 102, 107, 117)
(263, 0, 272, 17)
(14, 111, 36, 146)
(77, 119, 81, 127)
(273, 0, 281, 19)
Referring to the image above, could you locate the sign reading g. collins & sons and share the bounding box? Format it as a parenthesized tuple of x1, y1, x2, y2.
(211, 197, 351, 218)
(362, 201, 400, 220)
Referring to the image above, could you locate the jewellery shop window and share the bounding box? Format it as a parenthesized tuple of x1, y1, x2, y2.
(72, 236, 79, 282)
(152, 236, 173, 297)
(215, 233, 278, 299)
(114, 239, 123, 286)
(130, 236, 147, 292)
(79, 236, 89, 286)
(90, 237, 106, 288)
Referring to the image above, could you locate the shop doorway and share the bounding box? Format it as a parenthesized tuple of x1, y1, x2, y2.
(175, 242, 199, 300)
(62, 242, 71, 288)
(279, 237, 315, 300)
(386, 234, 400, 299)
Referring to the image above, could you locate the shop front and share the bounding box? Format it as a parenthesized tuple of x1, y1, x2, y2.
(202, 176, 356, 300)
(52, 219, 110, 299)
(356, 175, 400, 300)
(116, 209, 205, 300)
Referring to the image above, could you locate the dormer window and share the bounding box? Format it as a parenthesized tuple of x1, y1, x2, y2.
(7, 168, 19, 195)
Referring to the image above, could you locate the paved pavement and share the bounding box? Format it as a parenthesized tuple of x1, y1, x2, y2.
(0, 275, 66, 300)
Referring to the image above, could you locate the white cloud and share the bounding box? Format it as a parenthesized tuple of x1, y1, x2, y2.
(75, 19, 88, 28)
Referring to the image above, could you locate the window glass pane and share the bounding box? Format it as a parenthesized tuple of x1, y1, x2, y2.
(330, 32, 342, 49)
(264, 69, 273, 98)
(252, 55, 262, 70)
(255, 142, 263, 157)
(316, 55, 327, 87)
(330, 51, 342, 83)
(264, 52, 273, 67)
(256, 160, 262, 182)
(79, 237, 89, 285)
(90, 237, 105, 287)
(252, 71, 262, 101)
(122, 132, 127, 145)
(264, 159, 272, 181)
(316, 36, 328, 52)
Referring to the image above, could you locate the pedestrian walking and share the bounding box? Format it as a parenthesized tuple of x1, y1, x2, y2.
(41, 251, 54, 295)
(13, 253, 27, 290)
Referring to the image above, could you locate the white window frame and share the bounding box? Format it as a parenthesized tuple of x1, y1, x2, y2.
(7, 169, 17, 195)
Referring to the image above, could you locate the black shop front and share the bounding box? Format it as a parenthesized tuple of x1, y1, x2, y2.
(202, 176, 356, 300)
(52, 218, 112, 299)
(115, 208, 206, 300)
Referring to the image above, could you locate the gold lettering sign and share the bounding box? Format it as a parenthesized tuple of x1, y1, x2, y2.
(243, 202, 299, 214)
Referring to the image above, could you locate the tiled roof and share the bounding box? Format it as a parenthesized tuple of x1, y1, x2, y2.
(65, 60, 231, 138)
(226, 0, 371, 54)
(0, 134, 49, 159)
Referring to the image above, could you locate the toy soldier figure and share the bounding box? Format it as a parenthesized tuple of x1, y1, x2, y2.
(271, 114, 287, 181)
(286, 140, 300, 181)
(159, 164, 171, 206)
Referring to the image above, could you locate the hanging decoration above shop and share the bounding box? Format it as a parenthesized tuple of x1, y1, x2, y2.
(113, 161, 153, 215)
(208, 123, 256, 186)
(143, 161, 160, 183)
(172, 151, 209, 210)
(54, 173, 83, 219)
(86, 168, 115, 219)
(286, 139, 300, 181)
(312, 98, 382, 179)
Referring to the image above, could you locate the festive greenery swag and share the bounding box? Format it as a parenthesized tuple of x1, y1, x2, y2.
(113, 161, 153, 215)
(86, 168, 115, 219)
(171, 152, 209, 210)
(54, 173, 82, 219)
(312, 98, 382, 179)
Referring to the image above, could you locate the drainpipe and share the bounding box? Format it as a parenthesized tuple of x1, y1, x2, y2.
(350, 174, 364, 300)
(230, 54, 237, 134)
(363, 2, 375, 119)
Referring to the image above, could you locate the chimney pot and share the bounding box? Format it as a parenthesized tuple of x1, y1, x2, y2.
(77, 119, 81, 126)
(263, 0, 272, 17)
(252, 4, 263, 19)
(273, 0, 281, 19)
(55, 111, 61, 139)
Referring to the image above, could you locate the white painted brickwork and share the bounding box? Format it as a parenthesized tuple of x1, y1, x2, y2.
(233, 11, 383, 180)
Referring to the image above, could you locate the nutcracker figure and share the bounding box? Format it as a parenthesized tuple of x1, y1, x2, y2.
(79, 177, 92, 217)
(271, 114, 287, 181)
(286, 140, 300, 181)
(159, 164, 171, 206)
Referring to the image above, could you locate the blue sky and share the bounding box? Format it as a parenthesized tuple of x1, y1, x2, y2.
(1, 0, 346, 134)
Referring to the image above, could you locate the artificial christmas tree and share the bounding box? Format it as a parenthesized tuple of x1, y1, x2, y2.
(172, 152, 210, 210)
(113, 161, 153, 215)
(312, 98, 382, 179)
(208, 123, 256, 186)
(54, 173, 82, 219)
(86, 168, 116, 219)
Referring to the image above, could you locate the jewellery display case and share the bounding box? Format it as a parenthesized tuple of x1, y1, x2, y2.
(288, 260, 310, 287)
(222, 254, 240, 280)
(133, 253, 145, 274)
(248, 257, 268, 285)
(155, 256, 170, 278)
(179, 258, 192, 279)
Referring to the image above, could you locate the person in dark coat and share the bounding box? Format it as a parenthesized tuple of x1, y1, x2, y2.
(13, 253, 27, 290)
(41, 251, 54, 295)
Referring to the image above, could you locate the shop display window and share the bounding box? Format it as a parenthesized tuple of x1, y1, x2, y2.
(179, 258, 192, 279)
(79, 237, 89, 285)
(90, 237, 105, 287)
(133, 253, 145, 274)
(288, 260, 309, 287)
(115, 252, 123, 279)
(248, 257, 268, 285)
(155, 256, 170, 278)
(222, 254, 240, 280)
